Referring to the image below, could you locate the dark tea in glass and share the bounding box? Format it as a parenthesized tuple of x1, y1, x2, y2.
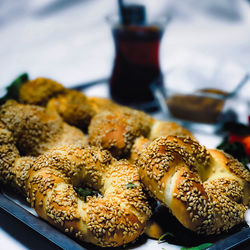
(109, 24, 164, 109)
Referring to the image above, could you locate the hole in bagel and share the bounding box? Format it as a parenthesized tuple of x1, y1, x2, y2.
(74, 185, 102, 202)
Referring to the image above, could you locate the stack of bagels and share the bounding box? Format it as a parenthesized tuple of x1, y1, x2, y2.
(0, 77, 249, 247)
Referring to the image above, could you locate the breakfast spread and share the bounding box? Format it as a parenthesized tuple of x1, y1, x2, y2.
(0, 77, 249, 247)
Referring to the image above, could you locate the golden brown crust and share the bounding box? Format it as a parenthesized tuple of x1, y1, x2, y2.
(18, 77, 195, 157)
(0, 101, 85, 156)
(208, 149, 250, 183)
(88, 109, 153, 158)
(0, 100, 63, 155)
(20, 78, 96, 129)
(0, 102, 152, 247)
(207, 149, 250, 207)
(12, 157, 36, 193)
(145, 220, 164, 239)
(130, 137, 151, 162)
(149, 120, 195, 140)
(19, 77, 66, 106)
(47, 90, 95, 131)
(137, 136, 250, 235)
(25, 146, 152, 247)
(88, 96, 122, 113)
(4, 76, 249, 243)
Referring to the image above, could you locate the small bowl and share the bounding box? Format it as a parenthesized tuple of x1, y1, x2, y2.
(152, 84, 249, 133)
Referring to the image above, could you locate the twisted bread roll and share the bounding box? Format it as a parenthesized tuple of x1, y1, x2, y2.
(0, 101, 152, 247)
(47, 90, 95, 131)
(0, 100, 86, 156)
(137, 136, 250, 234)
(0, 100, 85, 193)
(0, 124, 152, 246)
(20, 78, 95, 131)
(26, 146, 152, 247)
(87, 107, 194, 159)
(19, 78, 194, 156)
(16, 77, 250, 238)
(0, 124, 35, 193)
(0, 123, 151, 247)
(88, 108, 153, 158)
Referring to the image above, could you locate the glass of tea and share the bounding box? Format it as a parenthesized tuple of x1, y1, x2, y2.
(107, 6, 169, 111)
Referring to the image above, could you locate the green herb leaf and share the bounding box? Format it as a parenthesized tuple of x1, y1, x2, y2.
(0, 73, 29, 105)
(158, 232, 174, 243)
(124, 182, 137, 189)
(74, 187, 98, 201)
(180, 242, 212, 250)
(217, 138, 249, 165)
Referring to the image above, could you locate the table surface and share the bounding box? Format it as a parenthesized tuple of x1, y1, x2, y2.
(1, 0, 250, 249)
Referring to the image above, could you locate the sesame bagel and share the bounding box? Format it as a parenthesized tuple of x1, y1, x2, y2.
(0, 100, 85, 191)
(0, 127, 152, 247)
(25, 146, 152, 247)
(0, 101, 152, 247)
(19, 77, 195, 158)
(4, 76, 249, 244)
(88, 109, 153, 158)
(0, 100, 86, 156)
(87, 108, 193, 160)
(137, 136, 250, 235)
(47, 90, 95, 131)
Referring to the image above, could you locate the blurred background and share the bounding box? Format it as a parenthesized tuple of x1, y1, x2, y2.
(0, 0, 250, 89)
(0, 1, 250, 249)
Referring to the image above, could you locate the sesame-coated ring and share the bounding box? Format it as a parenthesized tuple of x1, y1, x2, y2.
(137, 136, 250, 235)
(0, 101, 152, 247)
(26, 146, 152, 247)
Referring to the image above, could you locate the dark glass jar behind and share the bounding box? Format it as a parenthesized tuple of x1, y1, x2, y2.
(110, 24, 164, 109)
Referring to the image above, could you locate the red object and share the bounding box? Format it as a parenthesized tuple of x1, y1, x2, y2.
(109, 25, 163, 106)
(228, 133, 250, 156)
(248, 116, 250, 126)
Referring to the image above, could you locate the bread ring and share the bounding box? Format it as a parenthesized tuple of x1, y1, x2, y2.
(137, 136, 250, 235)
(0, 100, 86, 156)
(19, 78, 194, 150)
(0, 102, 152, 247)
(130, 119, 195, 162)
(0, 121, 35, 193)
(88, 109, 153, 158)
(20, 78, 96, 130)
(47, 90, 95, 131)
(16, 145, 152, 247)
